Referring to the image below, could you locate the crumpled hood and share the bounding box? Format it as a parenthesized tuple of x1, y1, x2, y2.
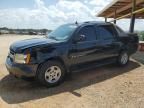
(10, 37, 58, 52)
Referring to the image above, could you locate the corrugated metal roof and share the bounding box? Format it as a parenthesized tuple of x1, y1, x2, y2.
(97, 0, 144, 19)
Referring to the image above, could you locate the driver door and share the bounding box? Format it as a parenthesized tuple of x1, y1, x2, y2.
(69, 25, 99, 65)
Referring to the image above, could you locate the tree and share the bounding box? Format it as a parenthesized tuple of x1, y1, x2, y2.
(139, 32, 144, 41)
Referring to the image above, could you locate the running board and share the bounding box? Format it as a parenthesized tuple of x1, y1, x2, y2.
(71, 58, 116, 73)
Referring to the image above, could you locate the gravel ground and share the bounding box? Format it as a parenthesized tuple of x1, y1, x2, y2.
(0, 35, 144, 108)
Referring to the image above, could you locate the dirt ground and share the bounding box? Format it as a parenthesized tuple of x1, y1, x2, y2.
(0, 34, 144, 108)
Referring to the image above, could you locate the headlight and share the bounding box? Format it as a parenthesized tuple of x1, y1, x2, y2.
(14, 53, 31, 64)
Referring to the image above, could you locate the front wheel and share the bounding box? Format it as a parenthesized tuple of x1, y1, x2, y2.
(36, 61, 65, 87)
(117, 51, 129, 66)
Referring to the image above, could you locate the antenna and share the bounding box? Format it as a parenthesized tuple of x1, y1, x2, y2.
(75, 21, 78, 25)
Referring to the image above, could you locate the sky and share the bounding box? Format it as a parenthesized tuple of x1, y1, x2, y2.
(0, 0, 143, 31)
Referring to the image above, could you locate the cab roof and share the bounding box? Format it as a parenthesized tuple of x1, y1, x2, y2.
(67, 21, 113, 27)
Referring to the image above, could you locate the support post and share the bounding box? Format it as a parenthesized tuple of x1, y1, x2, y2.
(114, 19, 116, 24)
(105, 17, 107, 22)
(114, 9, 117, 24)
(129, 0, 136, 33)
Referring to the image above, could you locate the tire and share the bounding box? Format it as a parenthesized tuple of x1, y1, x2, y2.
(117, 51, 129, 66)
(36, 60, 65, 87)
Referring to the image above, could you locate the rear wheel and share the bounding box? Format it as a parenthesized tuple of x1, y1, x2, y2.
(117, 51, 129, 66)
(36, 61, 65, 87)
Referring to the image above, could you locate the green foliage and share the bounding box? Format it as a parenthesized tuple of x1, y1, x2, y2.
(139, 32, 144, 41)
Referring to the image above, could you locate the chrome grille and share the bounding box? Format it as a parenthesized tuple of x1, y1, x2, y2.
(9, 49, 15, 61)
(10, 49, 15, 55)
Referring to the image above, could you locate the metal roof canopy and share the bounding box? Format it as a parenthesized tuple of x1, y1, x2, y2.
(97, 0, 144, 19)
(97, 0, 144, 33)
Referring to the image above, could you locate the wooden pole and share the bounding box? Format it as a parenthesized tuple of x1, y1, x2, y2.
(105, 17, 107, 22)
(129, 0, 136, 33)
(114, 9, 117, 24)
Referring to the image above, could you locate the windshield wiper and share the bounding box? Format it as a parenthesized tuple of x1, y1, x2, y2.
(49, 36, 58, 41)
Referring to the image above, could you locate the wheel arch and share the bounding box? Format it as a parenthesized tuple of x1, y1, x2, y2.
(36, 57, 69, 76)
(119, 46, 129, 55)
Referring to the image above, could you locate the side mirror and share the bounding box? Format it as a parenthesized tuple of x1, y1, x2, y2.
(73, 34, 86, 43)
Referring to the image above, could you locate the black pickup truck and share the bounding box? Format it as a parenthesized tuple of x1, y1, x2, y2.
(5, 21, 138, 87)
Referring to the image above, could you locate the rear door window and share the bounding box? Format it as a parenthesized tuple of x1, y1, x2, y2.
(96, 25, 115, 40)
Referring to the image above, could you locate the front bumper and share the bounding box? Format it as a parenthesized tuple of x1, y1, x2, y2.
(5, 57, 38, 78)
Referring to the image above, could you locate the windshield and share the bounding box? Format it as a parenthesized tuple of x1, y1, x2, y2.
(47, 24, 77, 41)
